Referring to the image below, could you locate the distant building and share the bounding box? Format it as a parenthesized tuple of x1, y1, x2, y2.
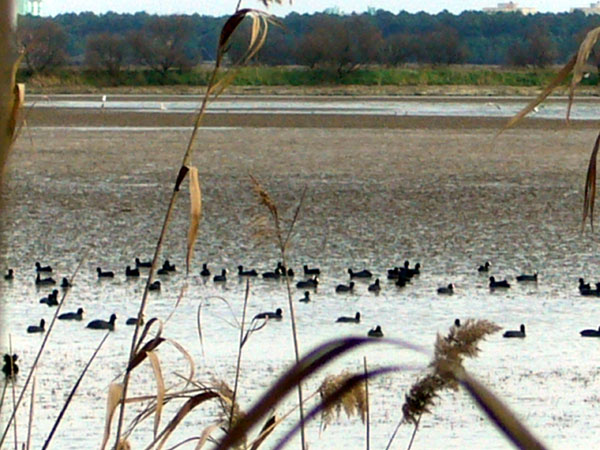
(571, 2, 600, 15)
(18, 0, 42, 16)
(483, 2, 537, 14)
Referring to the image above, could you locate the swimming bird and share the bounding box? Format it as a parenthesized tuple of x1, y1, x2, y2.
(39, 289, 59, 306)
(162, 259, 176, 272)
(437, 284, 454, 295)
(581, 284, 600, 296)
(254, 308, 283, 320)
(4, 269, 13, 280)
(348, 268, 372, 279)
(367, 325, 384, 338)
(489, 276, 510, 289)
(157, 267, 169, 275)
(87, 313, 117, 331)
(2, 354, 18, 379)
(503, 324, 526, 338)
(516, 273, 538, 282)
(135, 257, 152, 268)
(35, 262, 52, 272)
(125, 266, 140, 277)
(262, 269, 280, 279)
(403, 261, 421, 277)
(303, 265, 320, 276)
(213, 269, 227, 283)
(200, 263, 211, 277)
(238, 265, 258, 277)
(149, 280, 161, 291)
(27, 319, 45, 334)
(336, 281, 355, 293)
(387, 267, 401, 279)
(296, 276, 318, 289)
(336, 312, 360, 323)
(126, 315, 144, 326)
(478, 262, 490, 272)
(299, 291, 311, 303)
(395, 276, 407, 287)
(580, 326, 600, 337)
(454, 318, 461, 327)
(35, 273, 56, 285)
(97, 267, 114, 278)
(58, 307, 84, 321)
(60, 277, 72, 288)
(579, 278, 591, 292)
(368, 278, 381, 292)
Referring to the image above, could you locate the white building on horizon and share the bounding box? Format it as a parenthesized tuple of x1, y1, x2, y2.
(483, 2, 537, 14)
(18, 0, 42, 15)
(571, 2, 600, 14)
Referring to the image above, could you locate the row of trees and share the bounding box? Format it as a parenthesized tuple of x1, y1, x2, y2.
(16, 10, 600, 78)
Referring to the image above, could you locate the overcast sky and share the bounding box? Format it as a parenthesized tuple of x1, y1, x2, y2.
(40, 1, 590, 17)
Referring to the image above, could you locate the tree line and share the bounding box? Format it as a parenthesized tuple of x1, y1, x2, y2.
(16, 9, 600, 79)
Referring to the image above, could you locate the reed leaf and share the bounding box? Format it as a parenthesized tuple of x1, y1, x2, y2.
(128, 337, 166, 372)
(216, 337, 423, 450)
(101, 383, 124, 450)
(249, 415, 277, 450)
(583, 132, 600, 231)
(455, 367, 547, 450)
(570, 27, 600, 121)
(165, 339, 195, 388)
(134, 317, 163, 354)
(498, 54, 576, 136)
(147, 351, 166, 439)
(186, 166, 202, 275)
(193, 423, 222, 450)
(152, 391, 220, 450)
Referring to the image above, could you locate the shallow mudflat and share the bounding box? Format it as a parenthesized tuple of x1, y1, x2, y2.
(2, 99, 600, 449)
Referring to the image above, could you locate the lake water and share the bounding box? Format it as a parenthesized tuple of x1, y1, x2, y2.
(1, 96, 599, 449)
(27, 93, 600, 120)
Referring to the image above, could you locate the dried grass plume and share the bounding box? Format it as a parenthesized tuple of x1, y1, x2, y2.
(319, 370, 367, 430)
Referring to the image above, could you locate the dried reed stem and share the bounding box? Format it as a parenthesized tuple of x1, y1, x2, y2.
(42, 331, 110, 450)
(0, 258, 86, 447)
(10, 376, 16, 450)
(406, 413, 421, 450)
(251, 176, 307, 448)
(26, 376, 35, 450)
(230, 279, 251, 431)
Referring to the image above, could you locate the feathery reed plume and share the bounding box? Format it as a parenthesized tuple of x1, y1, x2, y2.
(214, 379, 246, 437)
(216, 337, 422, 450)
(248, 174, 307, 448)
(319, 371, 367, 430)
(390, 319, 500, 449)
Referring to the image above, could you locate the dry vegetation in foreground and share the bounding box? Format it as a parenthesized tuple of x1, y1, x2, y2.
(3, 0, 600, 449)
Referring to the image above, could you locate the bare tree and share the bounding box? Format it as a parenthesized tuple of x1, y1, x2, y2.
(18, 17, 67, 73)
(296, 15, 383, 75)
(85, 32, 128, 81)
(128, 16, 198, 77)
(505, 27, 557, 68)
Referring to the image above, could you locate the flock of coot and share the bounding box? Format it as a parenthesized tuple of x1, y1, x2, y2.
(6, 258, 600, 346)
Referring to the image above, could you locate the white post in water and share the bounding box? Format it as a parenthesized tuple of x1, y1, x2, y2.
(0, 0, 19, 177)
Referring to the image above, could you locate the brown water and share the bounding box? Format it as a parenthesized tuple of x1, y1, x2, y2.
(1, 109, 600, 449)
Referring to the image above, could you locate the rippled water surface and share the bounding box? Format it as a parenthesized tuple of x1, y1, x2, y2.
(1, 102, 600, 449)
